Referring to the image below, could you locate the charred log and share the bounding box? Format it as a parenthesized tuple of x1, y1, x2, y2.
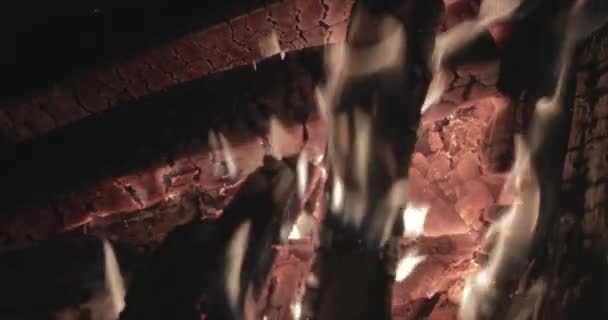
(0, 0, 354, 145)
(0, 48, 324, 254)
(534, 24, 608, 320)
(302, 0, 442, 318)
(120, 156, 298, 320)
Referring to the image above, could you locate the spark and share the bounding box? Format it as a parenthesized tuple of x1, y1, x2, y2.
(396, 250, 426, 282)
(103, 239, 126, 318)
(402, 203, 429, 238)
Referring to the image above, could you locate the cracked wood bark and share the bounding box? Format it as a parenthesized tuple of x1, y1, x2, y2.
(0, 0, 492, 146)
(0, 0, 355, 145)
(0, 49, 325, 254)
(0, 0, 501, 255)
(120, 156, 298, 320)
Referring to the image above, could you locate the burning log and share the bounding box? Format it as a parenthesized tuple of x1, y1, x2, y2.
(0, 49, 325, 254)
(302, 0, 443, 318)
(0, 0, 355, 145)
(120, 155, 307, 320)
(3, 1, 608, 320)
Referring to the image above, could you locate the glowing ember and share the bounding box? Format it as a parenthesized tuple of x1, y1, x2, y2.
(395, 250, 426, 282)
(402, 204, 429, 238)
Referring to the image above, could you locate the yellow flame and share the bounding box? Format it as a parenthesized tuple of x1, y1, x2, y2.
(396, 250, 426, 282)
(402, 203, 429, 238)
(102, 239, 126, 318)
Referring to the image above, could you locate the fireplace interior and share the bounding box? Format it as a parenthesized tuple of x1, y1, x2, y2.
(0, 0, 607, 320)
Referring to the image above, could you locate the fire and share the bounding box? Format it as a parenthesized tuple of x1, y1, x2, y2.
(402, 203, 429, 238)
(103, 239, 126, 318)
(395, 250, 426, 282)
(291, 301, 302, 319)
(208, 130, 238, 180)
(224, 221, 251, 314)
(288, 212, 316, 241)
(459, 2, 608, 318)
(288, 224, 301, 240)
(422, 0, 525, 115)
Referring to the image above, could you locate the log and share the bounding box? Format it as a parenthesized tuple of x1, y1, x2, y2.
(535, 25, 608, 320)
(0, 48, 325, 254)
(302, 0, 443, 318)
(0, 0, 499, 146)
(120, 156, 298, 320)
(0, 0, 354, 145)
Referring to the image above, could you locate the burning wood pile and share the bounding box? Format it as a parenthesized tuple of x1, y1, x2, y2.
(0, 0, 607, 320)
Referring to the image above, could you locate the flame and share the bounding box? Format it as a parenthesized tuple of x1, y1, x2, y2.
(460, 135, 541, 319)
(268, 116, 290, 160)
(292, 301, 302, 320)
(395, 250, 426, 282)
(296, 152, 309, 199)
(402, 203, 429, 238)
(224, 221, 251, 314)
(218, 133, 238, 179)
(102, 239, 126, 318)
(422, 0, 526, 114)
(288, 211, 316, 240)
(208, 130, 238, 179)
(288, 224, 302, 240)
